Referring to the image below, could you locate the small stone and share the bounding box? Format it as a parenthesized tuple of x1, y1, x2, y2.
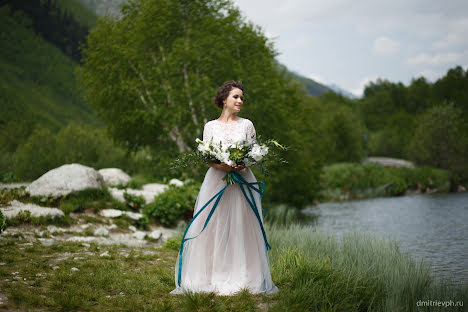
(71, 267, 79, 272)
(128, 225, 137, 232)
(81, 243, 91, 248)
(132, 231, 146, 240)
(73, 257, 85, 260)
(100, 209, 123, 218)
(124, 211, 142, 220)
(100, 251, 110, 257)
(52, 266, 60, 270)
(94, 227, 109, 237)
(149, 230, 162, 240)
(106, 224, 117, 230)
(169, 179, 184, 187)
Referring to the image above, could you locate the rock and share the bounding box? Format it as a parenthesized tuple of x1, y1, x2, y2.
(106, 224, 117, 230)
(0, 183, 29, 190)
(100, 251, 110, 257)
(1, 200, 64, 219)
(169, 179, 184, 187)
(457, 185, 466, 192)
(71, 267, 79, 272)
(363, 157, 415, 168)
(98, 168, 131, 186)
(132, 231, 146, 240)
(94, 227, 109, 237)
(99, 209, 142, 220)
(142, 183, 169, 194)
(108, 186, 168, 204)
(128, 225, 137, 232)
(124, 211, 142, 220)
(38, 238, 55, 246)
(149, 230, 162, 240)
(100, 209, 123, 218)
(26, 163, 104, 197)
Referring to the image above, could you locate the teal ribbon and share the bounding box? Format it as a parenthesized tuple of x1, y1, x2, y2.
(176, 171, 271, 287)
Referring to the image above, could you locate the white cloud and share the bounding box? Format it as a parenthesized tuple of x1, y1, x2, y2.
(350, 76, 379, 97)
(307, 73, 327, 85)
(373, 37, 400, 55)
(407, 50, 468, 66)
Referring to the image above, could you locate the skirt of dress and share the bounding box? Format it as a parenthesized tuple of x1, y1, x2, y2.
(169, 167, 279, 296)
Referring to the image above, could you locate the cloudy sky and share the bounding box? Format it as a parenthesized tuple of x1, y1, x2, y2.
(233, 0, 468, 97)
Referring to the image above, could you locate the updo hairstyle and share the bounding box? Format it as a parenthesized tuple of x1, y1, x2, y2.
(213, 80, 244, 108)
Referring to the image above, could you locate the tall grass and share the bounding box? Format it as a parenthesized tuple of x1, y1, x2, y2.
(266, 223, 467, 311)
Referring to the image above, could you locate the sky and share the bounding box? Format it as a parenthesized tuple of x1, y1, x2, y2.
(233, 0, 468, 97)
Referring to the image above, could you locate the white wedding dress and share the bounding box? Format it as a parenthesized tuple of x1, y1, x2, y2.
(170, 118, 279, 296)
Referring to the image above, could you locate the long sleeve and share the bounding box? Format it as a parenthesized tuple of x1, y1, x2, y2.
(245, 119, 256, 144)
(203, 122, 213, 142)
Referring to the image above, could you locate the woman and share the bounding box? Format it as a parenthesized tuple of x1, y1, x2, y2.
(170, 80, 278, 296)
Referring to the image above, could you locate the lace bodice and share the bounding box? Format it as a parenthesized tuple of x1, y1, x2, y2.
(203, 118, 256, 145)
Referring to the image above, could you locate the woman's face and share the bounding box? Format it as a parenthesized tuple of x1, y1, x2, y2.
(223, 87, 244, 113)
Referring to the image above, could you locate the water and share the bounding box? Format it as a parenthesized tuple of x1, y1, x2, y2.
(305, 192, 468, 287)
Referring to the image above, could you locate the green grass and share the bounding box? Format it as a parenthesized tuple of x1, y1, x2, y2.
(1, 223, 465, 311)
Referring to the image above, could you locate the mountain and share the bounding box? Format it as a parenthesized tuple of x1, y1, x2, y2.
(77, 0, 126, 16)
(0, 2, 100, 132)
(327, 83, 357, 99)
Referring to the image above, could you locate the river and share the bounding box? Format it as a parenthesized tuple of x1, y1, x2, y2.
(304, 192, 468, 287)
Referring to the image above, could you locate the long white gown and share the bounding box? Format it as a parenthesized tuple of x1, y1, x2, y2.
(170, 118, 279, 296)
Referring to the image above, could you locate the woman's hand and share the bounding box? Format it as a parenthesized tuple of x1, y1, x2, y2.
(208, 162, 245, 172)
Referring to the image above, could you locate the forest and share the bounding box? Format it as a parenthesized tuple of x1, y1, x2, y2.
(1, 0, 467, 209)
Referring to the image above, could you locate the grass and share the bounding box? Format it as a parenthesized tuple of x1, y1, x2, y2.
(0, 223, 466, 311)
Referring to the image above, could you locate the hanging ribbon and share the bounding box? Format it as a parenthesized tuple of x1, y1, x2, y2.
(176, 171, 271, 287)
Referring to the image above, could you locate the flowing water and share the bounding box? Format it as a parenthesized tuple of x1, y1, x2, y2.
(305, 192, 468, 286)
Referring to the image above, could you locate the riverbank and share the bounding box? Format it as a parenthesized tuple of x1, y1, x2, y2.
(317, 162, 466, 204)
(1, 221, 466, 311)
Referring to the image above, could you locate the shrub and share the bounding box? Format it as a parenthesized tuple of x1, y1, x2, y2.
(123, 192, 145, 211)
(144, 181, 200, 227)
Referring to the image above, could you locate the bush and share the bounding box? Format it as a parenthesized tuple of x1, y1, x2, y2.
(144, 181, 200, 227)
(123, 192, 145, 211)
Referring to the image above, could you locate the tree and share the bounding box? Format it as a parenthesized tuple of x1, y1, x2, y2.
(77, 0, 288, 153)
(77, 0, 321, 208)
(407, 102, 468, 187)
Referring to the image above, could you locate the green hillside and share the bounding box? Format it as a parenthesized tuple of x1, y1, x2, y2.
(0, 5, 99, 131)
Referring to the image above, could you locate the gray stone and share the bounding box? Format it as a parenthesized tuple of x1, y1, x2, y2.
(108, 186, 167, 204)
(1, 200, 64, 219)
(26, 163, 104, 197)
(149, 230, 162, 240)
(169, 179, 184, 187)
(98, 168, 131, 186)
(132, 231, 146, 240)
(94, 227, 109, 237)
(100, 209, 123, 218)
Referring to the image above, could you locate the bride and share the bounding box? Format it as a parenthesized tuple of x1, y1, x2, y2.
(170, 80, 279, 296)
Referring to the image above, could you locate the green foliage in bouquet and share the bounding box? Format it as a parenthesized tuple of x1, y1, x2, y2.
(143, 181, 201, 227)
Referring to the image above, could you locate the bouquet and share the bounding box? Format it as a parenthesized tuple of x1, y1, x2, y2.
(172, 137, 286, 177)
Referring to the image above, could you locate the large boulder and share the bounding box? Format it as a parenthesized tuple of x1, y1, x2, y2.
(26, 163, 104, 197)
(98, 168, 131, 186)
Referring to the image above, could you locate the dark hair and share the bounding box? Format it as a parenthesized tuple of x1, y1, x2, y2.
(214, 80, 244, 108)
